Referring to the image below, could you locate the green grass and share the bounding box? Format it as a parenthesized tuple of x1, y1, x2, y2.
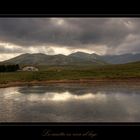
(1, 62, 140, 84)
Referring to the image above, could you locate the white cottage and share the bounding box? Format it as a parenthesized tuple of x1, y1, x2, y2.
(22, 66, 39, 71)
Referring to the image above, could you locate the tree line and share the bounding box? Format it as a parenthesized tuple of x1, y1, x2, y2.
(0, 64, 20, 72)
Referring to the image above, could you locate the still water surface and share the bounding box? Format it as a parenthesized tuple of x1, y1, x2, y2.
(0, 83, 140, 122)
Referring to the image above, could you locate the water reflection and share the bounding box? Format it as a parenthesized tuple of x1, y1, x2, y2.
(18, 84, 140, 95)
(26, 92, 107, 102)
(0, 83, 140, 122)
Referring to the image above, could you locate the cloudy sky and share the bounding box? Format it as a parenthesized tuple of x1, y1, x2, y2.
(0, 18, 140, 61)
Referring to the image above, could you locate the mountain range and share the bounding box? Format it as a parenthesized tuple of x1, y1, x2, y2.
(100, 53, 140, 64)
(1, 52, 140, 65)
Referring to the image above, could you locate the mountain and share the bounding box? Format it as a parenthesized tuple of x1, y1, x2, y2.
(68, 52, 106, 65)
(69, 52, 140, 64)
(100, 53, 140, 64)
(0, 52, 106, 65)
(1, 52, 140, 65)
(69, 52, 98, 59)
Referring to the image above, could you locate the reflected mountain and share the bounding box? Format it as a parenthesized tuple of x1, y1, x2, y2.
(18, 83, 140, 95)
(18, 86, 48, 94)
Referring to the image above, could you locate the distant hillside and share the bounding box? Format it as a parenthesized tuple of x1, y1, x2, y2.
(0, 52, 107, 65)
(100, 53, 140, 64)
(70, 52, 140, 64)
(1, 52, 140, 65)
(69, 52, 140, 64)
(68, 52, 106, 65)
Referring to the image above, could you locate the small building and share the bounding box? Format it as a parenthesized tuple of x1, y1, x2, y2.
(22, 66, 39, 71)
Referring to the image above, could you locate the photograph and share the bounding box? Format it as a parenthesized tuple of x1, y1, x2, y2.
(0, 16, 140, 139)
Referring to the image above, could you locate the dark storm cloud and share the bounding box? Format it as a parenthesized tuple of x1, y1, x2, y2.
(0, 18, 140, 54)
(64, 18, 131, 46)
(0, 18, 82, 46)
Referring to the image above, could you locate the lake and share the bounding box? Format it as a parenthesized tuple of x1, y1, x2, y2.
(0, 83, 140, 122)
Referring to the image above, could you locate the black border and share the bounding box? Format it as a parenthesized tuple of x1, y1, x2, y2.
(1, 14, 140, 139)
(1, 14, 140, 17)
(0, 122, 140, 139)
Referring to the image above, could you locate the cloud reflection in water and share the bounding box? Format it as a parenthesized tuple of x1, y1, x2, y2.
(0, 83, 140, 122)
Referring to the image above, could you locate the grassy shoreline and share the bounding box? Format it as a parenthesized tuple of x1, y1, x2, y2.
(0, 78, 140, 88)
(1, 62, 140, 88)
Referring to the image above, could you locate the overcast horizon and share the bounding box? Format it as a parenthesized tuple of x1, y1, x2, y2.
(0, 18, 140, 61)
